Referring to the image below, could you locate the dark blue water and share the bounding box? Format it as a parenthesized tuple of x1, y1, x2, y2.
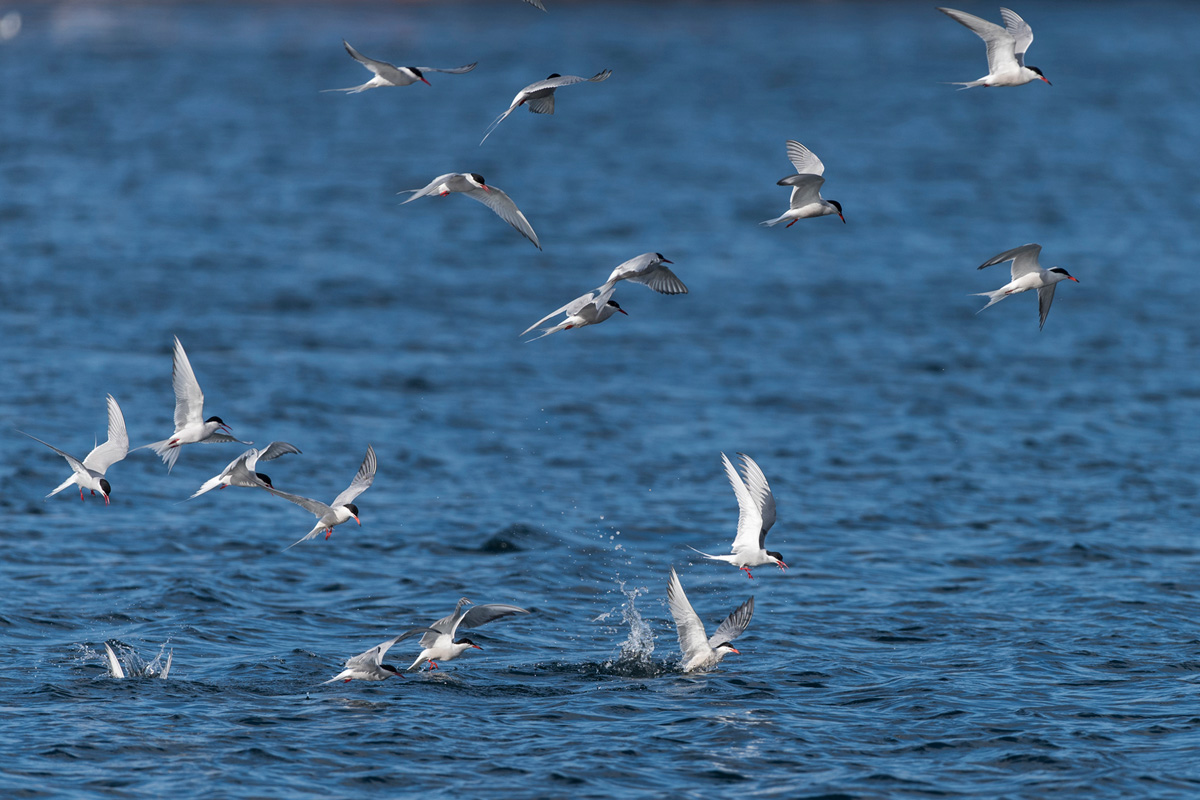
(4, 1, 1200, 797)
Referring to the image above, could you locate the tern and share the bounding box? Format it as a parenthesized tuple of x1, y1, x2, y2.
(521, 284, 627, 341)
(20, 394, 128, 505)
(523, 0, 547, 9)
(139, 336, 245, 472)
(103, 642, 171, 679)
(323, 629, 434, 684)
(972, 243, 1079, 330)
(187, 441, 302, 500)
(689, 453, 787, 579)
(480, 69, 612, 144)
(598, 252, 687, 295)
(270, 445, 376, 549)
(667, 567, 754, 673)
(762, 140, 844, 227)
(938, 7, 1050, 88)
(324, 40, 477, 93)
(406, 597, 530, 671)
(400, 172, 541, 250)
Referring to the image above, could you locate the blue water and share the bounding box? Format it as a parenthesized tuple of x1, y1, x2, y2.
(3, 1, 1200, 796)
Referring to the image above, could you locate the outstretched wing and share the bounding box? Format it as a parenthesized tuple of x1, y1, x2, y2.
(420, 597, 473, 647)
(781, 174, 827, 209)
(332, 445, 376, 508)
(170, 336, 205, 429)
(257, 441, 302, 463)
(999, 7, 1034, 66)
(521, 290, 600, 336)
(454, 603, 530, 636)
(463, 184, 541, 249)
(627, 266, 687, 295)
(1037, 283, 1057, 331)
(267, 486, 333, 519)
(785, 140, 825, 177)
(20, 431, 87, 478)
(937, 7, 1019, 76)
(82, 394, 129, 473)
(723, 452, 765, 554)
(667, 567, 711, 664)
(736, 453, 776, 545)
(707, 595, 754, 649)
(977, 243, 1042, 280)
(414, 62, 478, 75)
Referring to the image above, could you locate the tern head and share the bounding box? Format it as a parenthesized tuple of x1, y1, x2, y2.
(607, 300, 628, 316)
(99, 478, 112, 504)
(767, 550, 788, 570)
(655, 252, 673, 264)
(409, 66, 431, 86)
(1028, 66, 1050, 85)
(829, 200, 845, 224)
(344, 502, 361, 524)
(1049, 267, 1079, 283)
(205, 415, 231, 433)
(546, 73, 561, 80)
(380, 663, 400, 675)
(455, 637, 483, 651)
(255, 472, 273, 488)
(467, 173, 489, 192)
(713, 642, 740, 657)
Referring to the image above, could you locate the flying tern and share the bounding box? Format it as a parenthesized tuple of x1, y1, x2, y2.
(20, 394, 129, 505)
(938, 7, 1050, 88)
(187, 441, 302, 500)
(762, 140, 844, 227)
(270, 445, 376, 549)
(324, 40, 477, 93)
(972, 243, 1079, 330)
(689, 453, 787, 579)
(598, 252, 687, 295)
(521, 284, 627, 341)
(139, 336, 245, 472)
(323, 629, 435, 684)
(400, 172, 541, 250)
(667, 567, 754, 673)
(406, 597, 530, 671)
(480, 69, 612, 144)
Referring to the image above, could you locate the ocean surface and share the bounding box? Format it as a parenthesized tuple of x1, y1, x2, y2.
(3, 1, 1200, 797)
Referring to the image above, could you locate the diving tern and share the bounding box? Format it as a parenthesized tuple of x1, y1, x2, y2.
(667, 567, 754, 673)
(270, 445, 376, 549)
(325, 40, 477, 93)
(938, 7, 1050, 88)
(406, 597, 530, 671)
(521, 284, 627, 341)
(20, 394, 128, 505)
(689, 453, 787, 579)
(103, 642, 171, 679)
(323, 629, 434, 684)
(598, 252, 687, 295)
(187, 441, 302, 500)
(972, 243, 1079, 330)
(762, 140, 844, 227)
(400, 172, 541, 250)
(480, 69, 612, 144)
(139, 336, 245, 472)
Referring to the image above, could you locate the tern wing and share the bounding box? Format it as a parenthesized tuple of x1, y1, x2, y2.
(267, 486, 333, 519)
(82, 394, 129, 473)
(707, 595, 754, 649)
(332, 445, 376, 508)
(104, 642, 125, 679)
(202, 433, 251, 445)
(342, 40, 399, 76)
(257, 441, 303, 462)
(456, 603, 530, 635)
(736, 453, 777, 543)
(521, 290, 599, 336)
(785, 140, 825, 177)
(977, 243, 1042, 280)
(524, 0, 547, 10)
(781, 174, 826, 209)
(667, 567, 712, 664)
(420, 598, 473, 647)
(1037, 283, 1057, 331)
(463, 185, 541, 249)
(525, 70, 612, 93)
(628, 265, 687, 295)
(526, 94, 555, 115)
(21, 431, 88, 479)
(414, 62, 478, 75)
(170, 336, 205, 429)
(938, 7, 1019, 75)
(723, 452, 765, 554)
(399, 173, 459, 204)
(999, 7, 1034, 67)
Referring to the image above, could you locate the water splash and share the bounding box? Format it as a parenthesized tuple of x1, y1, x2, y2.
(599, 581, 658, 673)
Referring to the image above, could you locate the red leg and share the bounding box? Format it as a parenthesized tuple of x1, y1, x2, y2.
(785, 219, 797, 228)
(79, 487, 84, 501)
(741, 566, 754, 579)
(429, 661, 438, 670)
(324, 528, 333, 540)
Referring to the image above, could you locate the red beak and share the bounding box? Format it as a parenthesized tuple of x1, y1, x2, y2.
(617, 308, 628, 316)
(352, 515, 361, 525)
(662, 259, 673, 264)
(420, 77, 431, 86)
(728, 647, 740, 655)
(1069, 276, 1079, 282)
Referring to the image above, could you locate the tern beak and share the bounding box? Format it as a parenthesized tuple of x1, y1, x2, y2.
(661, 258, 673, 264)
(617, 308, 628, 316)
(103, 494, 110, 506)
(728, 647, 740, 655)
(1041, 76, 1052, 86)
(420, 77, 431, 86)
(352, 515, 361, 525)
(471, 644, 483, 650)
(838, 212, 846, 224)
(1069, 276, 1079, 282)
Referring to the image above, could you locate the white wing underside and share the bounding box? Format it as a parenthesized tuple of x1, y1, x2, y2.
(724, 452, 776, 554)
(938, 7, 1020, 75)
(332, 445, 376, 508)
(785, 140, 825, 176)
(81, 394, 129, 473)
(462, 185, 541, 249)
(977, 243, 1042, 280)
(170, 336, 205, 430)
(787, 174, 827, 209)
(521, 285, 615, 336)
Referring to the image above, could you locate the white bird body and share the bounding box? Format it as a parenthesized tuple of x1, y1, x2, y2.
(762, 140, 844, 227)
(689, 453, 787, 579)
(406, 597, 529, 671)
(188, 441, 302, 500)
(522, 284, 627, 341)
(938, 7, 1050, 88)
(400, 172, 541, 250)
(972, 243, 1079, 330)
(139, 336, 243, 472)
(667, 567, 754, 672)
(22, 394, 129, 505)
(598, 252, 687, 295)
(323, 629, 433, 684)
(325, 40, 477, 93)
(269, 445, 376, 549)
(481, 69, 612, 144)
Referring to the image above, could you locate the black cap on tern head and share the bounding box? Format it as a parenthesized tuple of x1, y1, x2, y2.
(380, 663, 399, 674)
(469, 173, 486, 184)
(546, 73, 561, 79)
(205, 416, 226, 425)
(255, 472, 273, 488)
(455, 637, 482, 649)
(829, 200, 846, 223)
(99, 478, 112, 496)
(344, 503, 360, 517)
(1049, 267, 1079, 282)
(767, 550, 784, 562)
(1028, 66, 1050, 85)
(606, 300, 628, 316)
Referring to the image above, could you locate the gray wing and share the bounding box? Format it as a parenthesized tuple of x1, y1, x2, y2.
(21, 431, 88, 478)
(707, 595, 754, 649)
(455, 603, 530, 635)
(667, 567, 711, 663)
(781, 174, 827, 209)
(629, 266, 687, 295)
(414, 62, 477, 75)
(267, 486, 333, 518)
(937, 7, 1018, 75)
(785, 140, 825, 177)
(999, 7, 1034, 66)
(399, 173, 460, 204)
(463, 185, 541, 249)
(1037, 283, 1057, 331)
(736, 453, 777, 543)
(420, 597, 473, 647)
(523, 0, 547, 10)
(170, 336, 204, 429)
(977, 243, 1042, 280)
(524, 69, 612, 93)
(332, 445, 376, 508)
(527, 94, 555, 115)
(202, 433, 251, 445)
(520, 290, 599, 336)
(82, 394, 129, 473)
(257, 441, 302, 462)
(343, 40, 397, 74)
